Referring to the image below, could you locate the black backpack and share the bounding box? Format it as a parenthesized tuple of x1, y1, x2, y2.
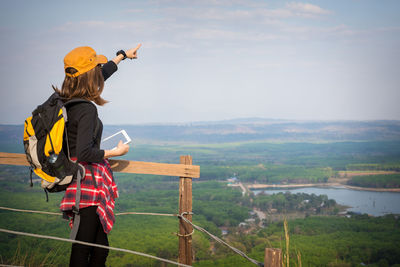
(23, 92, 97, 193)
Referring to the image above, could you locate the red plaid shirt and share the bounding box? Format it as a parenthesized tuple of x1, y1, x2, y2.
(60, 159, 119, 234)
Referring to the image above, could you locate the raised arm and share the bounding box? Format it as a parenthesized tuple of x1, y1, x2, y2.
(112, 44, 142, 65)
(102, 44, 142, 81)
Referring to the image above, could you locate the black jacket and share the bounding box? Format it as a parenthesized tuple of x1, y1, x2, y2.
(66, 61, 118, 162)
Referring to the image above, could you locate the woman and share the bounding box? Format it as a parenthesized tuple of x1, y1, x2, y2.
(54, 44, 141, 266)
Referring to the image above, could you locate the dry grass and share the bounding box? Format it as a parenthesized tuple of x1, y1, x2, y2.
(283, 219, 290, 267)
(2, 241, 64, 267)
(282, 218, 302, 267)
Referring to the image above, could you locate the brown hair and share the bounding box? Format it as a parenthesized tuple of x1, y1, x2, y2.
(53, 65, 107, 106)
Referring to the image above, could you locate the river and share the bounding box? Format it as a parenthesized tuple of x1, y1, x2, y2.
(253, 187, 400, 216)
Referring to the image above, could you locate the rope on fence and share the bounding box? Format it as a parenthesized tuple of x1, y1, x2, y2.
(178, 212, 264, 267)
(0, 206, 264, 266)
(0, 228, 192, 267)
(0, 206, 175, 217)
(115, 211, 177, 217)
(0, 206, 60, 216)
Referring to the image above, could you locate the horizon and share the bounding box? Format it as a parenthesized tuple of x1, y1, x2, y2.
(2, 116, 400, 127)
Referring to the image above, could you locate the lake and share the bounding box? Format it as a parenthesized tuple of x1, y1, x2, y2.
(253, 187, 400, 216)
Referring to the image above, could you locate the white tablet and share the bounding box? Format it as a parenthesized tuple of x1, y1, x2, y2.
(101, 130, 132, 151)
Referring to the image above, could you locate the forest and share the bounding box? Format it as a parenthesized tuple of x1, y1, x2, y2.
(347, 174, 400, 188)
(0, 163, 399, 266)
(0, 122, 400, 266)
(253, 192, 339, 214)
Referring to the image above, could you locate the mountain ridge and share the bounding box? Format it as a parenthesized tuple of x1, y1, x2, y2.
(2, 119, 399, 146)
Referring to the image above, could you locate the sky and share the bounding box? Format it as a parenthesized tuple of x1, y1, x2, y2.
(0, 0, 399, 124)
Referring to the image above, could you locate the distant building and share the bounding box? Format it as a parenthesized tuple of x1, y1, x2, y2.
(245, 218, 256, 223)
(338, 211, 348, 216)
(227, 177, 239, 183)
(220, 227, 229, 236)
(239, 222, 248, 227)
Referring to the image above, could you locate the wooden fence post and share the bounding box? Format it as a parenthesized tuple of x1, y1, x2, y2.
(265, 248, 282, 267)
(178, 155, 193, 265)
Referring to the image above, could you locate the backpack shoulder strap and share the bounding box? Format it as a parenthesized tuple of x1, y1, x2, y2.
(63, 98, 94, 124)
(63, 98, 100, 141)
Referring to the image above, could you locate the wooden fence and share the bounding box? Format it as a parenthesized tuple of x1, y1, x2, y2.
(0, 152, 281, 266)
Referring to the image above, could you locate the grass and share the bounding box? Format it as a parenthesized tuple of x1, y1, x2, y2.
(2, 241, 67, 267)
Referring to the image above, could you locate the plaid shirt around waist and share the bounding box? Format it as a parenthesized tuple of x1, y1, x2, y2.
(60, 159, 119, 234)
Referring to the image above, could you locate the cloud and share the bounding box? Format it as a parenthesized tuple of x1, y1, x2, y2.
(51, 20, 151, 33)
(124, 1, 331, 24)
(160, 4, 330, 21)
(286, 2, 332, 17)
(49, 20, 166, 38)
(46, 11, 348, 48)
(147, 0, 268, 8)
(191, 28, 281, 42)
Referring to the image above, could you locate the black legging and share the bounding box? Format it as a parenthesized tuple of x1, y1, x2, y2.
(69, 206, 109, 267)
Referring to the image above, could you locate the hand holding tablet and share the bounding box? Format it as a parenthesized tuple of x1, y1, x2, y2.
(101, 130, 132, 151)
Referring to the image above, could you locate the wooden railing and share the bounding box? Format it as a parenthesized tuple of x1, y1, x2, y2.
(0, 152, 200, 178)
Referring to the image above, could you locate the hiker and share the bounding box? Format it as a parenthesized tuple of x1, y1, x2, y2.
(54, 44, 141, 266)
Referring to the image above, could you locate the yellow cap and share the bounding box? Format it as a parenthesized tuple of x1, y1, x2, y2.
(64, 46, 108, 77)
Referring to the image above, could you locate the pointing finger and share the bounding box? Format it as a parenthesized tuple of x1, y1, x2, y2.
(134, 43, 142, 51)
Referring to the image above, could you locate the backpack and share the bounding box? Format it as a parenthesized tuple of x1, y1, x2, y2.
(23, 92, 91, 194)
(24, 92, 101, 240)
